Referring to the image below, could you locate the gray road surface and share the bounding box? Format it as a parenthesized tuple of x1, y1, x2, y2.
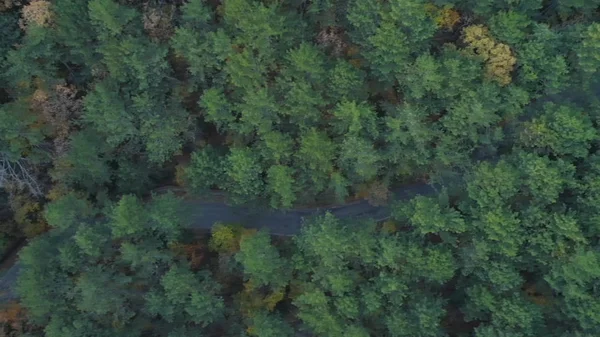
(184, 183, 437, 236)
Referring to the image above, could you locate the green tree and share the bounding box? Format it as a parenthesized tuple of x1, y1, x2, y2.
(296, 129, 336, 195)
(394, 195, 466, 240)
(88, 0, 140, 38)
(338, 136, 381, 182)
(54, 0, 99, 77)
(276, 43, 328, 128)
(51, 129, 112, 195)
(514, 23, 569, 95)
(0, 12, 21, 83)
(236, 87, 279, 136)
(577, 23, 600, 74)
(45, 193, 94, 230)
(248, 311, 294, 337)
(327, 60, 367, 102)
(225, 148, 264, 204)
(83, 79, 137, 146)
(331, 100, 378, 138)
(258, 131, 293, 165)
(236, 230, 289, 288)
(360, 0, 436, 81)
(199, 87, 235, 131)
(520, 103, 597, 159)
(266, 165, 296, 209)
(294, 214, 454, 337)
(546, 249, 600, 335)
(186, 146, 226, 193)
(401, 53, 444, 100)
(18, 194, 224, 335)
(5, 24, 61, 88)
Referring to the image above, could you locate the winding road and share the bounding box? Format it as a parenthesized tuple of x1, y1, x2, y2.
(185, 183, 438, 236)
(0, 182, 438, 303)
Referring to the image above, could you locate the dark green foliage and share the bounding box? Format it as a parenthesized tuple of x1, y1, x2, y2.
(5, 1, 600, 336)
(0, 11, 21, 83)
(293, 214, 455, 337)
(18, 194, 224, 336)
(186, 145, 226, 193)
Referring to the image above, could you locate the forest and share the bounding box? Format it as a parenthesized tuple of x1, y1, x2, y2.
(1, 0, 600, 336)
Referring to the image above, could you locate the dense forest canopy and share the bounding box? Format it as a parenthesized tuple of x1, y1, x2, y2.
(1, 0, 600, 336)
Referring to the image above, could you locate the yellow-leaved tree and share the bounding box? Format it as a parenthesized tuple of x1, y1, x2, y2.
(463, 24, 516, 85)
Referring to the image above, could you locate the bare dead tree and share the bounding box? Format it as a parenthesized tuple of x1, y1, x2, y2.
(0, 154, 42, 197)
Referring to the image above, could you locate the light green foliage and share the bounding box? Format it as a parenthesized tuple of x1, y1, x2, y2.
(248, 311, 294, 337)
(338, 136, 381, 182)
(45, 193, 94, 230)
(83, 79, 136, 146)
(520, 103, 597, 158)
(578, 23, 600, 74)
(515, 23, 569, 94)
(515, 153, 575, 205)
(236, 230, 289, 288)
(361, 0, 436, 81)
(467, 160, 520, 210)
(140, 99, 188, 164)
(296, 128, 336, 193)
(88, 0, 140, 38)
(546, 249, 600, 334)
(327, 60, 367, 102)
(259, 131, 293, 165)
(331, 101, 378, 138)
(276, 43, 328, 127)
(279, 78, 324, 127)
(111, 194, 149, 238)
(489, 11, 531, 45)
(236, 88, 279, 136)
(151, 265, 224, 326)
(226, 148, 264, 204)
(367, 20, 411, 80)
(575, 154, 600, 236)
(384, 104, 436, 171)
(441, 84, 503, 143)
(297, 129, 336, 175)
(226, 48, 268, 90)
(99, 37, 170, 92)
(346, 0, 382, 46)
(328, 171, 350, 204)
(180, 0, 211, 27)
(266, 165, 296, 209)
(223, 0, 286, 62)
(171, 0, 226, 86)
(285, 43, 326, 83)
(394, 195, 466, 237)
(402, 53, 444, 100)
(200, 88, 234, 131)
